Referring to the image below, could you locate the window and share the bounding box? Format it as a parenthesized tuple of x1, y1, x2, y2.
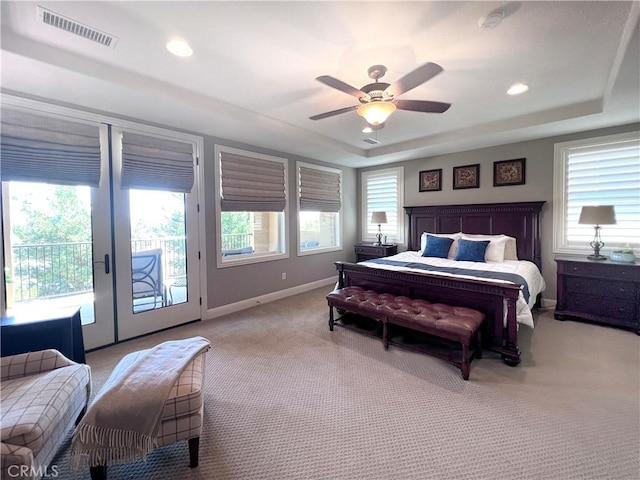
(553, 131, 640, 255)
(361, 167, 404, 244)
(297, 162, 342, 255)
(215, 145, 288, 266)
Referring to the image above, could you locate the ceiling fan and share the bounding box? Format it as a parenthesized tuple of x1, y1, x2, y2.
(309, 62, 451, 126)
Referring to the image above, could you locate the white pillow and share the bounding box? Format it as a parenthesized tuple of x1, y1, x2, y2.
(460, 234, 508, 262)
(420, 232, 462, 258)
(502, 236, 519, 261)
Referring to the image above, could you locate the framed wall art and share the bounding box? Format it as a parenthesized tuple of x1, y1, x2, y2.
(494, 158, 526, 186)
(419, 169, 442, 192)
(453, 164, 479, 190)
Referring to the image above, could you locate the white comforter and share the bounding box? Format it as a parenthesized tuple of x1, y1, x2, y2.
(360, 251, 546, 329)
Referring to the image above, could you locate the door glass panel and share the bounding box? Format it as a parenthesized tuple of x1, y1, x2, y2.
(2, 181, 96, 325)
(129, 189, 187, 313)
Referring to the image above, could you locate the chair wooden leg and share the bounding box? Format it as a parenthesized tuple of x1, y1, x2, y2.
(189, 437, 200, 468)
(90, 465, 107, 480)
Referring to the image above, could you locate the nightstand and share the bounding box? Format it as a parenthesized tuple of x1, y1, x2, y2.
(554, 255, 640, 334)
(354, 243, 398, 262)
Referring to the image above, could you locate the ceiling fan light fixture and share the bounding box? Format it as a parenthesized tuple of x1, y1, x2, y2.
(357, 101, 396, 126)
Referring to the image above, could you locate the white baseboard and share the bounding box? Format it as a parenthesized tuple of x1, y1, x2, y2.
(540, 297, 557, 309)
(204, 276, 338, 320)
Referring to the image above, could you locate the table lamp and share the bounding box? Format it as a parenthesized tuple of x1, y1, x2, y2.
(578, 205, 616, 260)
(371, 211, 387, 245)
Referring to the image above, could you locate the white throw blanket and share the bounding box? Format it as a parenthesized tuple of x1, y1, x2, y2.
(70, 336, 211, 468)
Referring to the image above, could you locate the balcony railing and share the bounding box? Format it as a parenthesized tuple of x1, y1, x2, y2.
(221, 233, 253, 251)
(9, 234, 254, 303)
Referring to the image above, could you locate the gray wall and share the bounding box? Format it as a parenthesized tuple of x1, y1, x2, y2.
(202, 137, 357, 309)
(359, 122, 639, 302)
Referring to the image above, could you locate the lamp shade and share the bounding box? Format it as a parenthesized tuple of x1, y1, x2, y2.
(578, 205, 616, 225)
(371, 211, 387, 224)
(357, 102, 396, 126)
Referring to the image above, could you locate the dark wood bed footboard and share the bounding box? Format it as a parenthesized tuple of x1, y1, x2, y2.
(335, 261, 523, 365)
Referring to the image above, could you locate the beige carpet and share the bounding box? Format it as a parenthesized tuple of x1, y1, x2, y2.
(51, 287, 639, 479)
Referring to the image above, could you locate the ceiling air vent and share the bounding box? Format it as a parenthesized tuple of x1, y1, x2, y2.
(363, 138, 380, 145)
(37, 6, 118, 48)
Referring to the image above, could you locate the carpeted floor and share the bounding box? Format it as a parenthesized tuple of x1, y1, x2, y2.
(51, 287, 639, 479)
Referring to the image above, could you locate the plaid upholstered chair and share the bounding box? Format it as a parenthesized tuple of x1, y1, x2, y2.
(86, 347, 207, 480)
(0, 350, 91, 480)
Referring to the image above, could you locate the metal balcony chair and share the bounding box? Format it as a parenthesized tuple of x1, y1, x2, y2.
(131, 248, 169, 310)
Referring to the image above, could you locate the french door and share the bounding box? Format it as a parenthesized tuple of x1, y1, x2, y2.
(1, 100, 203, 349)
(110, 126, 201, 341)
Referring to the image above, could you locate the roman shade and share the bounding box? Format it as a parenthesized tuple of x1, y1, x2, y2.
(299, 166, 341, 212)
(120, 132, 195, 193)
(220, 151, 286, 212)
(0, 108, 102, 187)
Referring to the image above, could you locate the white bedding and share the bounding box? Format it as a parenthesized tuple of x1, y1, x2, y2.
(360, 251, 546, 329)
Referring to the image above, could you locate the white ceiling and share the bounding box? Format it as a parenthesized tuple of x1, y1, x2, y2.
(1, 1, 639, 168)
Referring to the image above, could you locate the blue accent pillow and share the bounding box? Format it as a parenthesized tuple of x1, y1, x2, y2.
(455, 239, 490, 262)
(422, 235, 454, 258)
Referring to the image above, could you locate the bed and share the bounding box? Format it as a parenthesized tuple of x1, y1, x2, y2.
(335, 201, 546, 365)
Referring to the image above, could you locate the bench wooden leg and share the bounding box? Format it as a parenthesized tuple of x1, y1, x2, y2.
(328, 305, 335, 331)
(90, 465, 107, 480)
(461, 343, 470, 381)
(475, 328, 482, 359)
(189, 437, 200, 468)
(382, 320, 389, 349)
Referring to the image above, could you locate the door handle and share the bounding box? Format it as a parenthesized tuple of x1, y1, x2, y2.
(94, 254, 110, 274)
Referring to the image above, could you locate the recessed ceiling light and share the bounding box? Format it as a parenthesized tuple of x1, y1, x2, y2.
(507, 83, 529, 95)
(166, 38, 193, 57)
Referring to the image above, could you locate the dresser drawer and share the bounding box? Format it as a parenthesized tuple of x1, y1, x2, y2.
(558, 260, 640, 281)
(565, 278, 636, 301)
(354, 244, 397, 262)
(565, 294, 637, 324)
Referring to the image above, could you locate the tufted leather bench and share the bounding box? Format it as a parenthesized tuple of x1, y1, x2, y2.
(326, 286, 485, 380)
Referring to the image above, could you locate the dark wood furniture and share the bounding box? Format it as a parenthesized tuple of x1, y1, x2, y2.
(327, 286, 485, 380)
(0, 307, 86, 363)
(354, 243, 398, 262)
(335, 201, 546, 366)
(555, 255, 640, 334)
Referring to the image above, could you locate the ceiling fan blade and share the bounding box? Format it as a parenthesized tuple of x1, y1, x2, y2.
(309, 105, 358, 121)
(395, 99, 451, 114)
(385, 62, 444, 97)
(316, 75, 366, 98)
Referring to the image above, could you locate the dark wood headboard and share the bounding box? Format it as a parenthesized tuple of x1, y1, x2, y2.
(404, 201, 546, 269)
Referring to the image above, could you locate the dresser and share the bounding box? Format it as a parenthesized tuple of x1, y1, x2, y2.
(554, 255, 640, 334)
(354, 243, 398, 262)
(1, 307, 86, 363)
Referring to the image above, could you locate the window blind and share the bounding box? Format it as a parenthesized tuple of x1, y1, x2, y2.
(565, 140, 640, 247)
(220, 151, 286, 212)
(299, 166, 341, 212)
(363, 168, 403, 242)
(120, 132, 195, 193)
(0, 108, 102, 187)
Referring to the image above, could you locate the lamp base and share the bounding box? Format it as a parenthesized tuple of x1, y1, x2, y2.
(587, 254, 607, 261)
